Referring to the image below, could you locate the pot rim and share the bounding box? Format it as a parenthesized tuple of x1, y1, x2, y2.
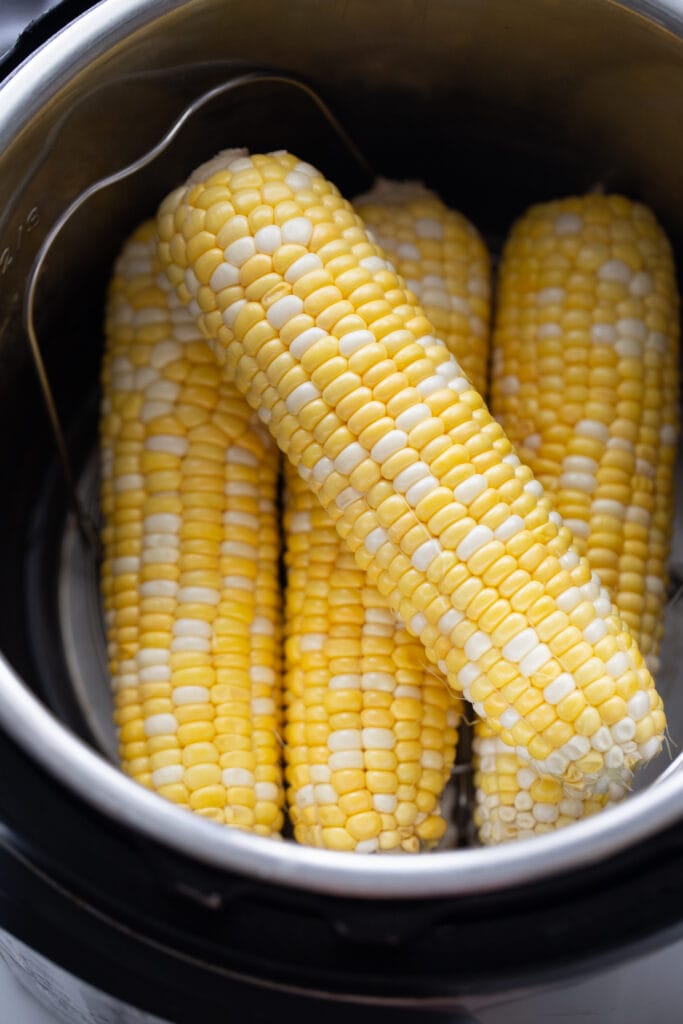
(1, 648, 683, 898)
(3, 0, 683, 148)
(1, 0, 683, 899)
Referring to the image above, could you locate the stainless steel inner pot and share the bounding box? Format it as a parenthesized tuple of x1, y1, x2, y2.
(1, 0, 683, 899)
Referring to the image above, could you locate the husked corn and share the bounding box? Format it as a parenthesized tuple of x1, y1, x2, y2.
(101, 221, 284, 835)
(474, 194, 679, 843)
(157, 150, 665, 795)
(101, 226, 151, 785)
(284, 465, 460, 851)
(491, 194, 679, 671)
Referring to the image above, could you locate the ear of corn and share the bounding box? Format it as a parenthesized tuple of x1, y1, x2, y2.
(284, 464, 461, 852)
(101, 221, 284, 835)
(354, 180, 490, 395)
(156, 150, 665, 796)
(491, 194, 679, 672)
(101, 223, 153, 786)
(474, 194, 679, 843)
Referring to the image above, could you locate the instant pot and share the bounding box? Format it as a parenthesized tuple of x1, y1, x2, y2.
(1, 1, 683, 1021)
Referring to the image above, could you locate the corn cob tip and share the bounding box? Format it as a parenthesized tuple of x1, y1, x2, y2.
(187, 147, 249, 185)
(473, 723, 620, 845)
(352, 177, 436, 208)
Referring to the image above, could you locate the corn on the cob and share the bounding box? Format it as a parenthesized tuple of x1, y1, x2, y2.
(283, 182, 483, 852)
(101, 221, 284, 835)
(474, 194, 679, 843)
(354, 180, 490, 394)
(284, 462, 461, 851)
(100, 225, 151, 785)
(491, 194, 679, 670)
(157, 149, 665, 794)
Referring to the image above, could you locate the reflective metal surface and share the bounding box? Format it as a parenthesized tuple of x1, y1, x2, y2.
(1, 0, 683, 897)
(23, 70, 374, 543)
(4, 633, 683, 898)
(0, 0, 57, 59)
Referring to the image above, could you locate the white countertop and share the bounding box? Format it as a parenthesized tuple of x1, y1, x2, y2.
(2, 930, 683, 1024)
(0, 958, 55, 1022)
